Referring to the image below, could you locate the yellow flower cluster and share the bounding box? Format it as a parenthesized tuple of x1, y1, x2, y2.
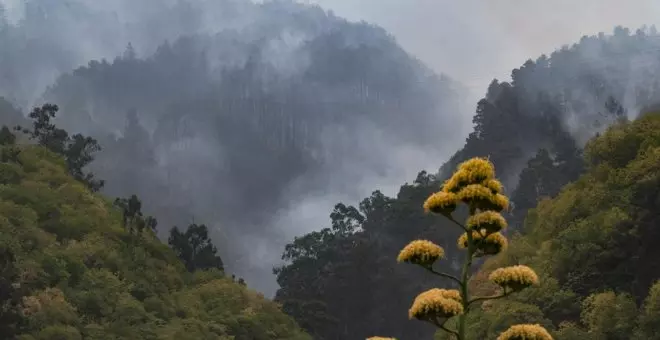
(457, 230, 480, 249)
(456, 184, 509, 212)
(497, 324, 553, 340)
(441, 158, 509, 211)
(442, 158, 494, 191)
(442, 169, 469, 193)
(483, 178, 504, 194)
(457, 157, 496, 183)
(419, 288, 462, 303)
(487, 193, 510, 212)
(466, 211, 507, 233)
(397, 240, 444, 267)
(456, 184, 493, 202)
(457, 230, 508, 256)
(429, 158, 509, 214)
(409, 288, 464, 321)
(423, 191, 458, 216)
(477, 232, 508, 256)
(489, 265, 539, 292)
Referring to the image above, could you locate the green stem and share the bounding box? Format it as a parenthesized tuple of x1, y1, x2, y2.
(458, 238, 473, 339)
(468, 289, 509, 307)
(439, 323, 460, 337)
(425, 267, 462, 286)
(458, 208, 476, 340)
(447, 215, 468, 232)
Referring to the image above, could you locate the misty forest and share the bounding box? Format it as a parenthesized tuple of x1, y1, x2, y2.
(1, 0, 660, 339)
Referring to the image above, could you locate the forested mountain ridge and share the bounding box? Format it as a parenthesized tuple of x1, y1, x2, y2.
(0, 114, 311, 339)
(2, 1, 468, 293)
(275, 26, 660, 339)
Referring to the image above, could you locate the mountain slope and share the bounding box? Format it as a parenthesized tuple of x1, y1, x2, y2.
(24, 1, 467, 293)
(456, 111, 660, 339)
(0, 139, 310, 339)
(274, 26, 660, 339)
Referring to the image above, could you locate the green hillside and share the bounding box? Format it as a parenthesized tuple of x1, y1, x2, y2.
(455, 111, 660, 339)
(0, 128, 310, 339)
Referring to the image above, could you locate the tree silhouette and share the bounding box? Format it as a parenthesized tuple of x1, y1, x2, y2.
(17, 103, 104, 191)
(168, 223, 224, 273)
(369, 158, 552, 340)
(113, 194, 158, 234)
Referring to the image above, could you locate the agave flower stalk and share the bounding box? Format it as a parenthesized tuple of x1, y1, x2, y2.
(368, 157, 552, 340)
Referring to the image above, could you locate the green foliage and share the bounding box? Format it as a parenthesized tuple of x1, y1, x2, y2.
(635, 281, 660, 339)
(510, 145, 583, 228)
(465, 112, 660, 339)
(583, 113, 659, 169)
(580, 291, 637, 339)
(0, 142, 310, 339)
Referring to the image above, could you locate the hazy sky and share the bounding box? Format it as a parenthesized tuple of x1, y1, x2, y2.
(305, 0, 660, 101)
